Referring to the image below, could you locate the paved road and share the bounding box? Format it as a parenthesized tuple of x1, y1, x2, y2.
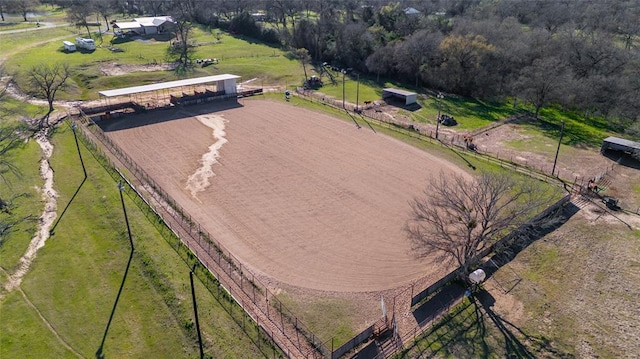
(0, 22, 69, 35)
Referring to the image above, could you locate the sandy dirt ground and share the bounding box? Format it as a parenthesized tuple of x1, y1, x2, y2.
(99, 99, 468, 294)
(472, 122, 613, 181)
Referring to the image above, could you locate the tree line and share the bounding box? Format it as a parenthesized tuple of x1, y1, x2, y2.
(3, 0, 639, 136)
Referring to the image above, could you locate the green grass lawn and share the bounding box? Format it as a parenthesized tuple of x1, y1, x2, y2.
(524, 105, 615, 148)
(310, 70, 518, 132)
(0, 22, 39, 31)
(275, 292, 357, 349)
(0, 103, 48, 276)
(396, 299, 505, 358)
(4, 28, 305, 101)
(0, 124, 269, 358)
(0, 132, 43, 276)
(0, 26, 79, 58)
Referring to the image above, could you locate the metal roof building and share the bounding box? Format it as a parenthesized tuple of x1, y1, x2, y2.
(99, 74, 240, 98)
(382, 88, 417, 105)
(601, 136, 640, 155)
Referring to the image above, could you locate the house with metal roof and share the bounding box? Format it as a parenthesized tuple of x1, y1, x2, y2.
(113, 16, 175, 35)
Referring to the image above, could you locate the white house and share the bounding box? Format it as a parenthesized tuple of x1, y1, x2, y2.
(113, 16, 175, 36)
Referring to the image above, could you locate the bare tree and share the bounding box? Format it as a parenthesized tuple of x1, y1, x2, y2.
(67, 0, 96, 39)
(0, 0, 6, 22)
(8, 0, 39, 22)
(27, 62, 71, 127)
(405, 172, 554, 281)
(167, 0, 196, 71)
(93, 0, 115, 31)
(292, 47, 311, 83)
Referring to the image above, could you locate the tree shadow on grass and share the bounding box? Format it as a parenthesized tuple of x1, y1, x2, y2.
(95, 245, 134, 359)
(401, 295, 491, 359)
(96, 186, 135, 359)
(475, 290, 573, 358)
(484, 201, 580, 283)
(48, 176, 86, 236)
(50, 124, 88, 236)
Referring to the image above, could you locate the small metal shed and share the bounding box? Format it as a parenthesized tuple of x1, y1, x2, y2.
(382, 88, 417, 105)
(601, 136, 640, 158)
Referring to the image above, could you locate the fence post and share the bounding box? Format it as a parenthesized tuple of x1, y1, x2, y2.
(280, 302, 284, 333)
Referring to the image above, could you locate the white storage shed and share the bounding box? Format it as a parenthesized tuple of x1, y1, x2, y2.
(382, 88, 418, 105)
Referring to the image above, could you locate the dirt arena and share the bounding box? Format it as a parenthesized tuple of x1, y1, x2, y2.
(99, 98, 467, 293)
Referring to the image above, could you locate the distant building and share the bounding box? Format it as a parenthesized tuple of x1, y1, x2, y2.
(404, 7, 421, 15)
(113, 16, 175, 36)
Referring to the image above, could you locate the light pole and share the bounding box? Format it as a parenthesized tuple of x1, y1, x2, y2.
(356, 73, 360, 112)
(435, 92, 444, 140)
(342, 70, 346, 109)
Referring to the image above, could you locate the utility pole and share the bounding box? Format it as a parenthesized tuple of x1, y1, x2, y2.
(342, 70, 346, 109)
(356, 73, 360, 112)
(435, 92, 444, 140)
(552, 121, 565, 177)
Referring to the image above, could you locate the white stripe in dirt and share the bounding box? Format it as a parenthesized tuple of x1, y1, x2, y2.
(185, 114, 228, 201)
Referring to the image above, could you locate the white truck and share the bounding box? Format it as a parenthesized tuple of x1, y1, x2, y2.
(75, 37, 96, 51)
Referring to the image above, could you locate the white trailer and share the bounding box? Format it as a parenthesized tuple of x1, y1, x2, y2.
(63, 41, 76, 52)
(75, 37, 96, 51)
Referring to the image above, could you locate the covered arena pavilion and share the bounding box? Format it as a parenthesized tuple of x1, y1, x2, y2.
(96, 74, 242, 111)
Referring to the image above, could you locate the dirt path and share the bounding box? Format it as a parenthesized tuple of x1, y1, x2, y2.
(0, 265, 84, 358)
(3, 129, 58, 294)
(0, 22, 67, 35)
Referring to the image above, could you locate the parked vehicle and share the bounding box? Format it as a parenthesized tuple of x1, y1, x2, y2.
(76, 37, 96, 51)
(63, 41, 76, 52)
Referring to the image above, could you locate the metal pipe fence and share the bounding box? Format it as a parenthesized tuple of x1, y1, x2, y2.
(292, 90, 613, 188)
(73, 110, 329, 358)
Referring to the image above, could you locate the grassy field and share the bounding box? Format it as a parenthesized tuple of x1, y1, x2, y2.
(0, 22, 39, 31)
(3, 9, 637, 358)
(0, 124, 272, 358)
(3, 27, 304, 101)
(0, 26, 79, 58)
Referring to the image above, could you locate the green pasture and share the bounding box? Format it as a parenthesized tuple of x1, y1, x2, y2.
(0, 102, 48, 277)
(0, 97, 48, 119)
(0, 22, 38, 31)
(0, 127, 43, 278)
(500, 218, 640, 358)
(276, 292, 357, 349)
(0, 26, 79, 58)
(310, 70, 518, 132)
(0, 125, 268, 358)
(417, 96, 518, 131)
(1, 290, 77, 358)
(4, 27, 303, 101)
(396, 298, 505, 358)
(533, 105, 613, 148)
